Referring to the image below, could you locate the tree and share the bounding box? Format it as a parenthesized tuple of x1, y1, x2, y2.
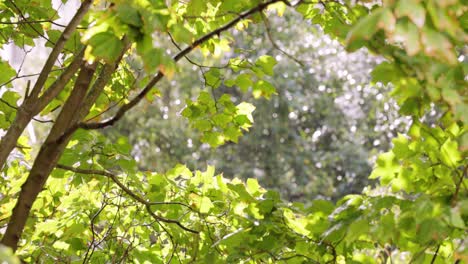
(110, 18, 403, 201)
(0, 0, 466, 263)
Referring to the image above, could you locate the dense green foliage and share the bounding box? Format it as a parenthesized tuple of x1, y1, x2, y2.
(110, 18, 404, 201)
(0, 0, 466, 263)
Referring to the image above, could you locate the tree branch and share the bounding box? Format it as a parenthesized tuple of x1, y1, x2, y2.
(451, 165, 467, 207)
(1, 61, 97, 251)
(26, 0, 93, 100)
(430, 245, 440, 264)
(261, 14, 305, 66)
(7, 0, 59, 50)
(0, 19, 87, 29)
(37, 47, 86, 109)
(0, 1, 92, 171)
(77, 0, 282, 131)
(55, 164, 199, 234)
(168, 32, 229, 70)
(77, 37, 131, 122)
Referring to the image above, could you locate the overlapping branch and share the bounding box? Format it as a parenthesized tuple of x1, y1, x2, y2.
(0, 0, 92, 171)
(12, 0, 93, 100)
(56, 164, 198, 234)
(74, 0, 283, 131)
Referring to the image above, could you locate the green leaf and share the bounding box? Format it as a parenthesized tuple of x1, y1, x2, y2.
(246, 178, 262, 197)
(228, 183, 255, 202)
(171, 24, 193, 44)
(200, 196, 213, 213)
(416, 219, 442, 244)
(193, 119, 212, 132)
(224, 126, 242, 143)
(236, 102, 255, 123)
(224, 79, 236, 87)
(454, 103, 468, 124)
(267, 2, 286, 17)
(395, 0, 426, 28)
(68, 238, 86, 250)
(186, 0, 205, 16)
(52, 241, 70, 250)
(442, 86, 462, 106)
(116, 3, 143, 27)
(202, 131, 225, 147)
(0, 245, 20, 264)
(447, 208, 465, 229)
(459, 131, 468, 152)
(283, 208, 310, 236)
(371, 62, 403, 85)
(167, 164, 193, 179)
(87, 32, 124, 63)
(420, 28, 457, 65)
(369, 152, 400, 185)
(296, 3, 320, 19)
(255, 55, 277, 76)
(235, 73, 253, 92)
(204, 68, 222, 88)
(198, 91, 214, 105)
(346, 8, 395, 51)
(47, 30, 81, 51)
(253, 80, 276, 99)
(392, 134, 413, 159)
(346, 218, 369, 242)
(440, 138, 461, 167)
(138, 45, 176, 77)
(1, 91, 20, 107)
(182, 104, 202, 119)
(392, 20, 421, 56)
(145, 88, 161, 102)
(212, 113, 231, 128)
(391, 78, 422, 104)
(0, 60, 16, 85)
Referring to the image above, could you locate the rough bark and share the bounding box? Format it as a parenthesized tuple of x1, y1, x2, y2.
(37, 48, 86, 109)
(79, 38, 130, 121)
(1, 42, 129, 251)
(0, 105, 34, 170)
(0, 0, 90, 171)
(0, 62, 97, 251)
(0, 49, 84, 171)
(0, 0, 281, 250)
(0, 0, 90, 169)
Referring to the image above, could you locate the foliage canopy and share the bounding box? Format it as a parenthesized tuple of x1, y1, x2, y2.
(0, 0, 466, 263)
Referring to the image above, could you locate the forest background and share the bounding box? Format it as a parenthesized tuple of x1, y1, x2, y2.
(0, 0, 466, 263)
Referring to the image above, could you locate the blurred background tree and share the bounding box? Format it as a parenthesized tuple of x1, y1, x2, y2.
(108, 12, 409, 202)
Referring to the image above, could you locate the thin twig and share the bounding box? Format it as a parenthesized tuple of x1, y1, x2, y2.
(7, 0, 58, 48)
(430, 245, 440, 264)
(261, 14, 305, 66)
(75, 0, 283, 131)
(0, 98, 54, 123)
(168, 32, 228, 70)
(20, 0, 93, 100)
(0, 19, 88, 29)
(451, 165, 467, 207)
(55, 164, 199, 234)
(0, 68, 66, 88)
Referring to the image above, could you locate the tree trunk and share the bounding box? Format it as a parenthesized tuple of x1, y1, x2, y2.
(0, 62, 97, 251)
(0, 0, 91, 171)
(1, 40, 129, 251)
(0, 105, 34, 170)
(0, 49, 84, 170)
